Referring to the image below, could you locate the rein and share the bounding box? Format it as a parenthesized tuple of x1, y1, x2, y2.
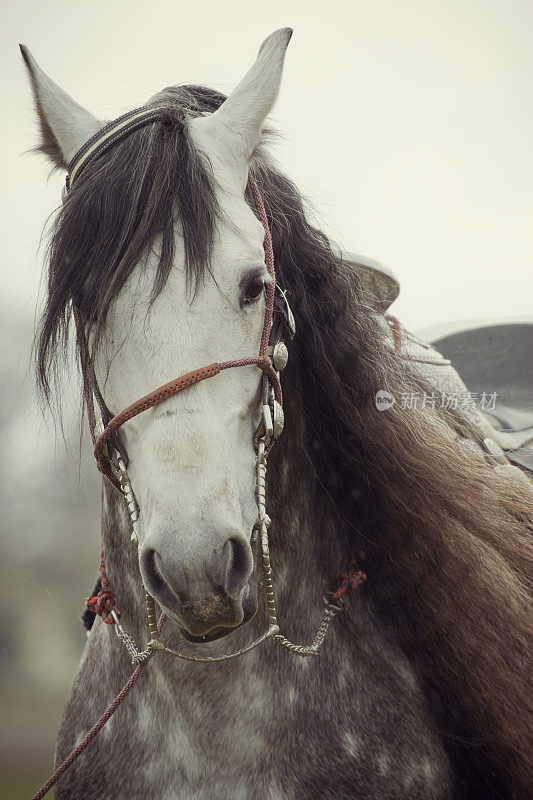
(30, 106, 366, 800)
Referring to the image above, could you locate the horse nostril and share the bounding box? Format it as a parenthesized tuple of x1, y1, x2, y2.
(140, 547, 184, 604)
(224, 536, 252, 595)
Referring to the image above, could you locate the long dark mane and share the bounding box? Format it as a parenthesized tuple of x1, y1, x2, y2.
(37, 86, 533, 798)
(36, 86, 222, 396)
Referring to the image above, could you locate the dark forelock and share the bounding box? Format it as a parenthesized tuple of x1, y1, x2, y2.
(36, 85, 228, 395)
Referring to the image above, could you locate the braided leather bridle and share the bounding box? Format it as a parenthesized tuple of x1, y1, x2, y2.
(68, 106, 353, 665)
(30, 104, 367, 800)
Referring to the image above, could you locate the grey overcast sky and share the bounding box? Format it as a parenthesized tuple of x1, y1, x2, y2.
(1, 0, 532, 332)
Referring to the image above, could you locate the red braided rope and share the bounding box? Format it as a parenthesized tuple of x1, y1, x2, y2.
(330, 558, 367, 601)
(30, 614, 166, 800)
(85, 547, 120, 625)
(247, 175, 275, 356)
(218, 356, 282, 404)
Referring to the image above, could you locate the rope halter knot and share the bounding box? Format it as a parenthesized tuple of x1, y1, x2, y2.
(85, 547, 121, 625)
(330, 558, 367, 602)
(85, 590, 119, 625)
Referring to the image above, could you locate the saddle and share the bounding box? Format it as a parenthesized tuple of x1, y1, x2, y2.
(346, 251, 533, 477)
(428, 322, 533, 475)
(343, 251, 400, 311)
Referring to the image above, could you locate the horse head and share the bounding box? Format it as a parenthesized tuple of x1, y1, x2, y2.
(22, 29, 292, 642)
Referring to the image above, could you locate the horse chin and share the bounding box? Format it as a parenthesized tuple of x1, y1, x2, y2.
(179, 619, 246, 644)
(167, 591, 258, 645)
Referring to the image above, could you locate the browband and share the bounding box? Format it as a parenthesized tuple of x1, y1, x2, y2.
(66, 106, 163, 192)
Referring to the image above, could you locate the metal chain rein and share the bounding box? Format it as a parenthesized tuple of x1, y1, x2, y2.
(112, 440, 347, 666)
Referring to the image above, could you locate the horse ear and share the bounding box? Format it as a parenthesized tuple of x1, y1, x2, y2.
(19, 45, 102, 170)
(192, 28, 292, 180)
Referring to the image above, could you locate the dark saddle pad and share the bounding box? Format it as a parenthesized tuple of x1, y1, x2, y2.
(432, 323, 533, 475)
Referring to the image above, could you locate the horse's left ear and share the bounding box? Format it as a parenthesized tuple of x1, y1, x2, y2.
(191, 28, 292, 184)
(19, 45, 102, 170)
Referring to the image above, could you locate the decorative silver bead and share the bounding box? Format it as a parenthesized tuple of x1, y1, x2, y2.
(272, 342, 289, 371)
(272, 401, 284, 439)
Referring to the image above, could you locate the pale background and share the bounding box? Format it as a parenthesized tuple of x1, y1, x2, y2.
(1, 0, 532, 795)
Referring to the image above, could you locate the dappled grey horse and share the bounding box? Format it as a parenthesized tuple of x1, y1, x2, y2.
(22, 29, 533, 800)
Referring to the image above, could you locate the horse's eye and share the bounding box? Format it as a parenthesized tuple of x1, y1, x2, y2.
(243, 276, 265, 303)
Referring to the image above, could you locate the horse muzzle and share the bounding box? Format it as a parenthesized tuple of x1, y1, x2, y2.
(139, 533, 257, 639)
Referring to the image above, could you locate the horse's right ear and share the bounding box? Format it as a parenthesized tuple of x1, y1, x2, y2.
(19, 45, 102, 170)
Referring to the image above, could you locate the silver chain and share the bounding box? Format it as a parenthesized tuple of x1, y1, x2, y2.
(273, 604, 343, 656)
(111, 610, 154, 666)
(253, 441, 344, 657)
(113, 439, 344, 666)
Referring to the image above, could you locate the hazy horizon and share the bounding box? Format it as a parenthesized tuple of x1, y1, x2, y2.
(2, 0, 532, 334)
